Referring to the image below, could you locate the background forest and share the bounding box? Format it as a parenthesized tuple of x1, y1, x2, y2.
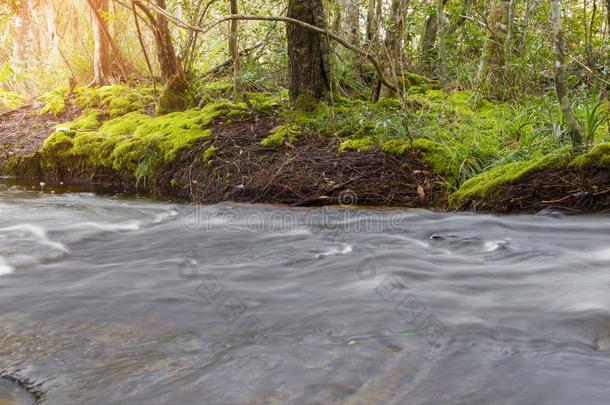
(0, 0, 609, 208)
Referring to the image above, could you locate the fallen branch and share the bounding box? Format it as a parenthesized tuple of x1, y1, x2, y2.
(140, 1, 397, 92)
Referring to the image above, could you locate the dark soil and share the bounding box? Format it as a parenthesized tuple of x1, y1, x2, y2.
(157, 116, 448, 208)
(0, 103, 81, 169)
(458, 167, 610, 213)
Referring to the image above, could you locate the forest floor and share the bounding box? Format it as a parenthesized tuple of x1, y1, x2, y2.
(0, 104, 80, 163)
(1, 84, 609, 213)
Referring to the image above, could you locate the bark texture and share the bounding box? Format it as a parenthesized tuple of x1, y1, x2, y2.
(286, 0, 332, 102)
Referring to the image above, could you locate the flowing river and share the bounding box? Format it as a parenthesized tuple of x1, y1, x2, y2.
(1, 180, 610, 404)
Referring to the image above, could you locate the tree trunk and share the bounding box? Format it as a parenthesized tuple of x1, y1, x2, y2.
(229, 0, 241, 97)
(340, 0, 360, 62)
(503, 0, 515, 93)
(379, 0, 409, 98)
(286, 0, 332, 102)
(550, 0, 581, 146)
(153, 0, 180, 82)
(44, 2, 60, 61)
(419, 11, 438, 74)
(366, 0, 378, 44)
(436, 0, 447, 86)
(12, 0, 31, 66)
(91, 0, 111, 86)
(476, 0, 509, 89)
(602, 0, 610, 135)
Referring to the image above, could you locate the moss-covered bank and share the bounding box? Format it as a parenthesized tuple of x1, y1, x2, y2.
(2, 84, 610, 212)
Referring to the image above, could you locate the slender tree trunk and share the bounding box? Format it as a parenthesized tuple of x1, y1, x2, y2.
(602, 0, 610, 135)
(229, 0, 241, 97)
(550, 0, 582, 146)
(91, 0, 111, 86)
(436, 0, 447, 86)
(504, 0, 515, 93)
(379, 0, 409, 98)
(518, 0, 533, 50)
(286, 0, 332, 102)
(44, 2, 60, 61)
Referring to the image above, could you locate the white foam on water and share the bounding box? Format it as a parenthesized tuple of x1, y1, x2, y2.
(483, 239, 510, 252)
(152, 209, 179, 224)
(0, 223, 69, 253)
(81, 221, 142, 232)
(588, 247, 610, 261)
(316, 244, 353, 258)
(0, 256, 13, 276)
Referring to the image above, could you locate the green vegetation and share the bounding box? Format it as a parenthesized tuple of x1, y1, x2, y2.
(260, 125, 299, 147)
(38, 87, 68, 116)
(0, 89, 25, 111)
(40, 99, 248, 184)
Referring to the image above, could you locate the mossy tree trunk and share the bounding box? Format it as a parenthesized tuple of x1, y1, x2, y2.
(152, 0, 180, 82)
(379, 0, 410, 98)
(550, 0, 581, 146)
(419, 9, 438, 74)
(476, 0, 509, 89)
(136, 0, 187, 113)
(286, 0, 332, 102)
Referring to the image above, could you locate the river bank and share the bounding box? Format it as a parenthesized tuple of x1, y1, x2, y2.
(1, 85, 609, 213)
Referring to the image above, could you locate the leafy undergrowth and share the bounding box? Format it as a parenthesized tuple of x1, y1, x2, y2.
(0, 89, 25, 112)
(273, 89, 609, 193)
(8, 81, 610, 210)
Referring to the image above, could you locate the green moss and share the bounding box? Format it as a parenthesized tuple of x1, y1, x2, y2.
(569, 143, 610, 168)
(203, 145, 217, 163)
(260, 125, 299, 147)
(99, 112, 152, 136)
(449, 148, 572, 208)
(39, 99, 246, 184)
(339, 137, 375, 152)
(73, 85, 154, 117)
(61, 109, 101, 131)
(382, 138, 455, 180)
(38, 86, 68, 116)
(157, 77, 188, 115)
